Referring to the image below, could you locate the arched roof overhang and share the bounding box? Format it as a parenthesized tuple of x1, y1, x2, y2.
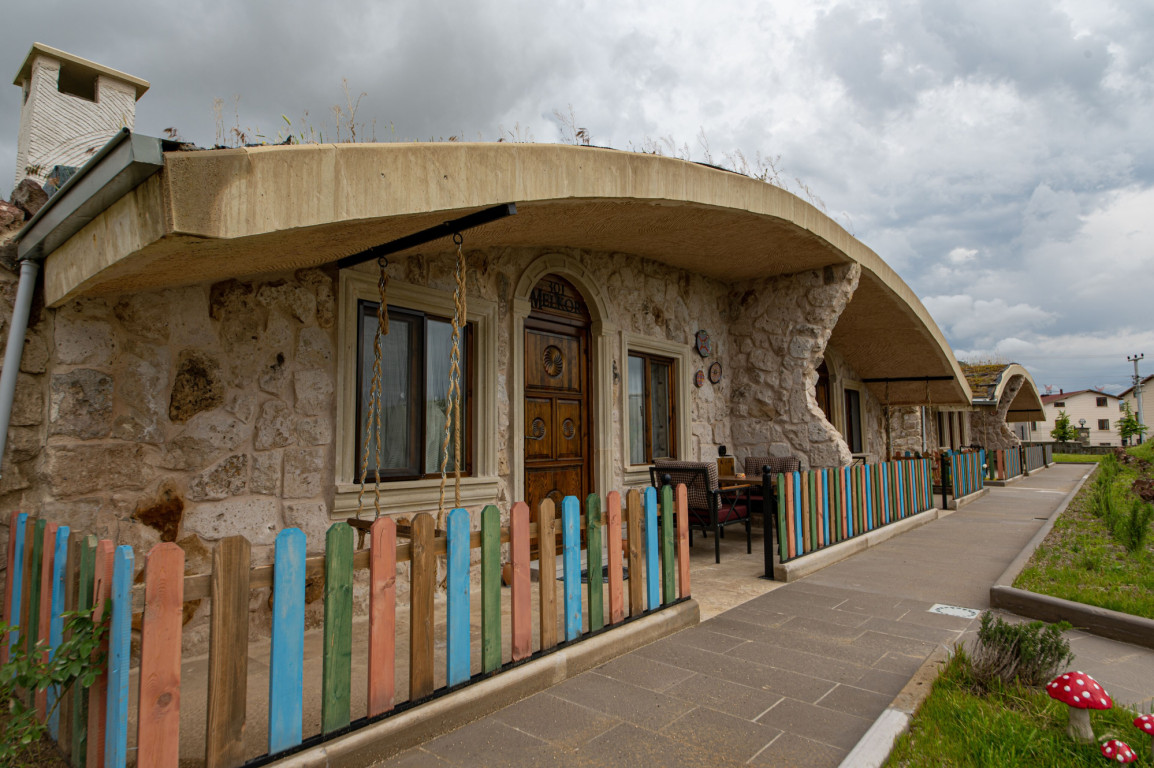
(964, 363, 1046, 421)
(40, 141, 971, 405)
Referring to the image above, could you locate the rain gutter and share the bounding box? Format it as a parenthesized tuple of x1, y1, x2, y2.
(0, 129, 165, 477)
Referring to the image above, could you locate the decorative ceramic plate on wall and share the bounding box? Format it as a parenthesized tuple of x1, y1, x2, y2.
(694, 369, 705, 388)
(695, 330, 712, 357)
(708, 361, 722, 384)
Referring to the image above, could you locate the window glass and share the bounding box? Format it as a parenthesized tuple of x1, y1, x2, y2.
(650, 360, 672, 459)
(1097, 396, 1108, 407)
(628, 356, 645, 464)
(844, 389, 863, 453)
(424, 319, 467, 473)
(358, 303, 470, 480)
(628, 352, 676, 464)
(1098, 419, 1110, 430)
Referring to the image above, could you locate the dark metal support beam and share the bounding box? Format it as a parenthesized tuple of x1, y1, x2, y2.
(861, 376, 956, 383)
(335, 203, 517, 270)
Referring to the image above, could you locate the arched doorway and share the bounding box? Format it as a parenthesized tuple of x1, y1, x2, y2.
(523, 274, 593, 516)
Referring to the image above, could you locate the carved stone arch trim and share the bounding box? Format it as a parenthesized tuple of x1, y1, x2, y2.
(512, 253, 618, 505)
(512, 252, 614, 327)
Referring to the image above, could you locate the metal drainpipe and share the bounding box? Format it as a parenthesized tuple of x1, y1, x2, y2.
(0, 259, 41, 479)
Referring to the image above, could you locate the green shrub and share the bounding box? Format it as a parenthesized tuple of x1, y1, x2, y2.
(968, 613, 1074, 690)
(0, 607, 108, 767)
(1118, 497, 1154, 554)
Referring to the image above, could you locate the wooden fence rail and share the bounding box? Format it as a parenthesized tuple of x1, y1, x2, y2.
(776, 457, 935, 563)
(1, 486, 690, 767)
(989, 448, 1022, 482)
(1023, 445, 1047, 473)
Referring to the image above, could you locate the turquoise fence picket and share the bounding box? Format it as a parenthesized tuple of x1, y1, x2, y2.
(561, 496, 582, 640)
(105, 545, 134, 768)
(642, 487, 660, 613)
(47, 525, 70, 739)
(269, 528, 305, 754)
(446, 508, 471, 685)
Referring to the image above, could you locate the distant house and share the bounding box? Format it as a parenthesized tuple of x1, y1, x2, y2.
(1119, 373, 1151, 441)
(1038, 389, 1125, 447)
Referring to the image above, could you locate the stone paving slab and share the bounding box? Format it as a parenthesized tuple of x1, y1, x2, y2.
(367, 465, 1154, 767)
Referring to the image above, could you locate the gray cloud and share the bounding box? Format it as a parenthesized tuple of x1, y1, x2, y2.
(3, 0, 1152, 392)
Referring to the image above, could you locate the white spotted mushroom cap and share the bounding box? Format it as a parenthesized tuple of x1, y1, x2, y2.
(1136, 713, 1154, 734)
(1100, 739, 1137, 764)
(1045, 671, 1113, 710)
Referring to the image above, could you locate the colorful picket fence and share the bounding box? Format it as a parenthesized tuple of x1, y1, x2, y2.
(946, 449, 985, 499)
(1024, 445, 1048, 473)
(990, 448, 1023, 482)
(775, 457, 935, 562)
(1, 487, 690, 767)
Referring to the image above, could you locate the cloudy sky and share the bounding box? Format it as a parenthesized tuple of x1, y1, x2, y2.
(3, 0, 1152, 394)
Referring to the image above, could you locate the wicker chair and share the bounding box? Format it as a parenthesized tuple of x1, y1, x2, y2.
(649, 459, 751, 563)
(743, 456, 801, 557)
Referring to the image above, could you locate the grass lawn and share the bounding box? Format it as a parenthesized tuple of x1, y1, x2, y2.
(1052, 453, 1106, 464)
(886, 652, 1153, 767)
(1014, 443, 1154, 620)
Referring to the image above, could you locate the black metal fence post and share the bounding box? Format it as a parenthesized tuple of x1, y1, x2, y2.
(761, 465, 775, 580)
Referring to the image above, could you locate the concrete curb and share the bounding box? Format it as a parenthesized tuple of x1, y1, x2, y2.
(988, 464, 1154, 651)
(947, 486, 989, 510)
(266, 599, 700, 767)
(774, 507, 953, 582)
(838, 644, 952, 768)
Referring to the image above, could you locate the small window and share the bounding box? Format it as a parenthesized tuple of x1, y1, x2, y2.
(356, 302, 472, 481)
(1096, 396, 1108, 407)
(628, 352, 677, 464)
(1097, 419, 1110, 431)
(1119, 402, 1126, 412)
(1054, 401, 1065, 407)
(57, 63, 97, 102)
(844, 389, 863, 453)
(1031, 422, 1038, 430)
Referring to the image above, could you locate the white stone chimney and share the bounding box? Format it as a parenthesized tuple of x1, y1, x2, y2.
(13, 43, 149, 190)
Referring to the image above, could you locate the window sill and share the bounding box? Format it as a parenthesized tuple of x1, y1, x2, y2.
(332, 476, 500, 517)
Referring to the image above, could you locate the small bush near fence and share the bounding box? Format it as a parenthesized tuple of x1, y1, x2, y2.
(968, 613, 1073, 690)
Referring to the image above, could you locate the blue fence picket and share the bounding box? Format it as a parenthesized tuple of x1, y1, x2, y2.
(643, 488, 660, 613)
(822, 470, 831, 547)
(269, 528, 306, 754)
(105, 545, 133, 768)
(561, 496, 582, 641)
(47, 525, 70, 739)
(794, 472, 804, 554)
(7, 513, 28, 657)
(446, 508, 471, 685)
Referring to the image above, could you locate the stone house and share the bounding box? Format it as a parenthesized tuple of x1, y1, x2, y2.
(0, 45, 975, 647)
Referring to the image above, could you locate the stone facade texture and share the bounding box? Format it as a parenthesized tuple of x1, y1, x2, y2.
(0, 243, 897, 650)
(968, 374, 1025, 451)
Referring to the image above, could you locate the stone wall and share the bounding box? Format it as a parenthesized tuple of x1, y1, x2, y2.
(725, 263, 860, 469)
(967, 374, 1024, 451)
(0, 267, 338, 650)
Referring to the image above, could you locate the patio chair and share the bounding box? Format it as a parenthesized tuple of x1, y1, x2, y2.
(743, 456, 801, 553)
(649, 459, 751, 563)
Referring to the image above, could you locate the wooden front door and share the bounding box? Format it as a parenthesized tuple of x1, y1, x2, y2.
(523, 276, 592, 522)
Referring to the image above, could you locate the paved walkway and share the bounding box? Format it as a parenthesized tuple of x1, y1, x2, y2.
(374, 464, 1154, 767)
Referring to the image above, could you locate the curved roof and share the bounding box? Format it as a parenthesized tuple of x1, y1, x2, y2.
(962, 362, 1046, 421)
(41, 141, 972, 405)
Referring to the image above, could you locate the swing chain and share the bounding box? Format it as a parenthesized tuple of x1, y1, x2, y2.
(356, 257, 390, 520)
(438, 234, 466, 513)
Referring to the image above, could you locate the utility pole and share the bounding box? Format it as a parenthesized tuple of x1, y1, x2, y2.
(1129, 354, 1145, 445)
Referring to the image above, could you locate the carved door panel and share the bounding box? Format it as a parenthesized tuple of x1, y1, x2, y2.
(523, 323, 591, 536)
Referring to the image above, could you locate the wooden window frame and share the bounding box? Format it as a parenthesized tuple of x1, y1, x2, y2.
(354, 301, 474, 482)
(627, 350, 678, 465)
(1097, 419, 1110, 431)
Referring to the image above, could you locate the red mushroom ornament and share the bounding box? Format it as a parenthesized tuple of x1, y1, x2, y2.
(1046, 671, 1112, 742)
(1134, 714, 1154, 761)
(1100, 739, 1137, 764)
